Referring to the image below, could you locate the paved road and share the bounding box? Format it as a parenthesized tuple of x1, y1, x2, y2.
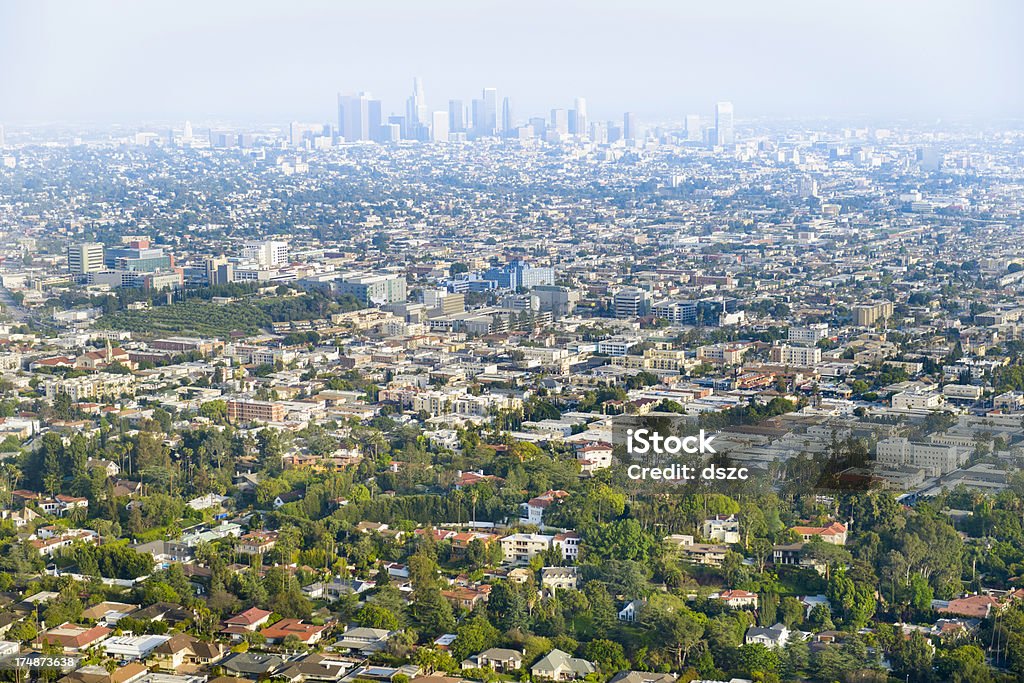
(0, 286, 32, 323)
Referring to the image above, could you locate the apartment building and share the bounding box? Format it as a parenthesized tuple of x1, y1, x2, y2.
(226, 399, 285, 423)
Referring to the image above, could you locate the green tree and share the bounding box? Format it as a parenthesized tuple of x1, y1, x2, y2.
(487, 580, 528, 632)
(452, 613, 501, 662)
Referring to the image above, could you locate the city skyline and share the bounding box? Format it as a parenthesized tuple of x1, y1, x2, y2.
(3, 4, 1024, 677)
(1, 0, 1022, 124)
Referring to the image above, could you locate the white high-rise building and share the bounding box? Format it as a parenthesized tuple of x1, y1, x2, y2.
(685, 114, 701, 142)
(242, 240, 289, 267)
(431, 111, 449, 142)
(573, 97, 587, 137)
(788, 323, 829, 346)
(715, 102, 735, 146)
(473, 88, 498, 137)
(550, 109, 569, 135)
(68, 242, 105, 275)
(182, 120, 193, 143)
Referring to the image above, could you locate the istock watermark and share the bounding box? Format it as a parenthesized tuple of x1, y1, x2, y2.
(610, 413, 748, 486)
(611, 412, 876, 493)
(625, 427, 718, 456)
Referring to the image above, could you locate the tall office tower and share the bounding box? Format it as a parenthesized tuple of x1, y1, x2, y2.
(797, 175, 819, 198)
(205, 256, 233, 286)
(916, 146, 942, 172)
(337, 92, 381, 142)
(431, 111, 449, 142)
(380, 122, 402, 143)
(573, 97, 587, 136)
(529, 117, 547, 138)
(407, 77, 427, 127)
(473, 87, 497, 136)
(449, 99, 466, 133)
(715, 101, 735, 146)
(182, 120, 193, 143)
(623, 112, 638, 141)
(388, 115, 407, 139)
(0, 124, 5, 147)
(607, 121, 622, 143)
(502, 97, 514, 134)
(550, 109, 569, 135)
(471, 99, 484, 135)
(590, 121, 608, 144)
(405, 77, 428, 140)
(613, 288, 646, 319)
(685, 114, 701, 142)
(68, 242, 105, 275)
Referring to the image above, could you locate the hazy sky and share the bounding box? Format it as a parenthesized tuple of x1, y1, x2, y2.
(1, 0, 1022, 125)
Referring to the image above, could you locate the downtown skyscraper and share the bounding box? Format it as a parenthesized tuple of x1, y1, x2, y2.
(715, 101, 735, 146)
(448, 99, 466, 133)
(502, 97, 514, 134)
(337, 92, 382, 142)
(571, 97, 587, 136)
(472, 87, 498, 137)
(406, 77, 428, 141)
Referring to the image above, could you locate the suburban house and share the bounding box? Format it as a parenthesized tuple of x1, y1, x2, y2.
(79, 601, 139, 626)
(939, 595, 1001, 619)
(221, 606, 273, 639)
(37, 623, 112, 653)
(219, 652, 288, 679)
(521, 490, 569, 526)
(714, 590, 759, 609)
(666, 535, 730, 567)
(441, 586, 490, 610)
(151, 633, 227, 671)
(334, 626, 395, 653)
(541, 566, 579, 592)
(702, 514, 741, 544)
(274, 489, 305, 508)
(575, 442, 613, 473)
(531, 649, 596, 680)
(744, 623, 790, 649)
(237, 530, 278, 555)
(261, 618, 328, 645)
(618, 599, 644, 623)
(790, 522, 847, 545)
(461, 647, 524, 672)
(552, 532, 580, 562)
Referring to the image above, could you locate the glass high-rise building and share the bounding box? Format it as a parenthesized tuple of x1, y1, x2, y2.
(715, 101, 734, 146)
(448, 100, 465, 133)
(473, 87, 498, 137)
(502, 97, 514, 134)
(572, 97, 587, 136)
(623, 112, 638, 141)
(685, 114, 701, 142)
(337, 92, 382, 142)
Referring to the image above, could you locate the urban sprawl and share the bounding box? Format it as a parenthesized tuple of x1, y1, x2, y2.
(0, 81, 1022, 683)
